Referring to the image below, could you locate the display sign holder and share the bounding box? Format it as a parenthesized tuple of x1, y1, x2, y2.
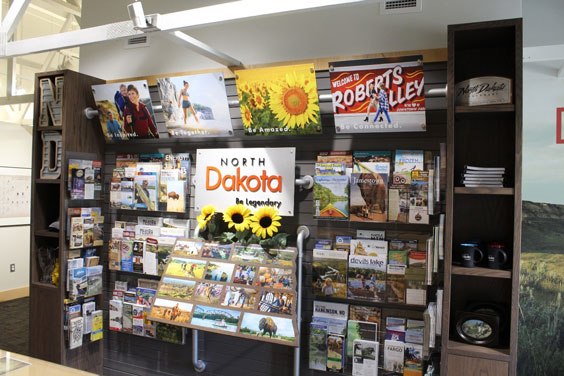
(189, 178, 312, 374)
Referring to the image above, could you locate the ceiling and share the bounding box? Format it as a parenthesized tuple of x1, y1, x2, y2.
(78, 0, 523, 80)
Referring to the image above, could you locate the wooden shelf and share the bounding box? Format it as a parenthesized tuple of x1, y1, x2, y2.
(455, 104, 515, 113)
(452, 266, 511, 279)
(31, 281, 58, 290)
(448, 340, 511, 362)
(34, 229, 59, 238)
(35, 178, 60, 184)
(314, 296, 427, 311)
(455, 187, 514, 195)
(37, 126, 63, 132)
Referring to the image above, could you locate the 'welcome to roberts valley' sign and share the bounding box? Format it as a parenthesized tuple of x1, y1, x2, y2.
(194, 147, 296, 216)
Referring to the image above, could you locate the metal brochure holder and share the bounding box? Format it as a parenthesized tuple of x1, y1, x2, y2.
(191, 176, 313, 374)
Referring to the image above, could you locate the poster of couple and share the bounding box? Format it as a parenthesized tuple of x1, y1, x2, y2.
(92, 72, 233, 141)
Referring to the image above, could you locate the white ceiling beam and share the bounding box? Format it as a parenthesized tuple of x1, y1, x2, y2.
(1, 0, 31, 40)
(3, 0, 367, 58)
(524, 44, 564, 63)
(168, 31, 242, 67)
(0, 94, 33, 105)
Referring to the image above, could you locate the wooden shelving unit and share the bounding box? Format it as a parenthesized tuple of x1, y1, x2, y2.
(29, 70, 105, 373)
(455, 104, 515, 113)
(451, 266, 511, 279)
(454, 187, 514, 195)
(441, 18, 522, 376)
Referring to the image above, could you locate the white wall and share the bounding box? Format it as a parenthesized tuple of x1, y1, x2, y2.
(522, 62, 564, 204)
(79, 0, 521, 80)
(0, 122, 32, 292)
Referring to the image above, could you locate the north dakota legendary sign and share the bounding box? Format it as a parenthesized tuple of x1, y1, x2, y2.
(194, 148, 296, 216)
(330, 56, 426, 133)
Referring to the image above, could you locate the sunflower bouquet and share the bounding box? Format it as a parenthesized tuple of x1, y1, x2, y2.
(196, 204, 290, 248)
(236, 64, 322, 136)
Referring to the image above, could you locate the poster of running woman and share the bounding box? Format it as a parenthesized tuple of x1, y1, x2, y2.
(329, 56, 426, 134)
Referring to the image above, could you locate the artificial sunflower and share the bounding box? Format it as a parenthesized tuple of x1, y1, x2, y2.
(250, 206, 282, 239)
(197, 205, 216, 230)
(240, 104, 253, 128)
(268, 71, 320, 129)
(223, 204, 252, 232)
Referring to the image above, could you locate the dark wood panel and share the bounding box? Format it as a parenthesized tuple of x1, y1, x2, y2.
(447, 354, 508, 375)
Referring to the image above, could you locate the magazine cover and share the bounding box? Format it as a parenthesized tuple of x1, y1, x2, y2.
(386, 264, 406, 303)
(330, 56, 426, 133)
(352, 340, 379, 376)
(239, 312, 296, 344)
(149, 298, 193, 324)
(349, 305, 381, 325)
(191, 305, 240, 333)
(409, 170, 429, 224)
(235, 64, 321, 136)
(384, 339, 405, 373)
(348, 254, 387, 301)
(309, 322, 328, 371)
(394, 150, 424, 172)
(313, 175, 350, 219)
(312, 249, 348, 298)
(257, 290, 293, 315)
(346, 320, 378, 361)
(326, 334, 345, 372)
(91, 80, 159, 140)
(353, 151, 392, 172)
(157, 278, 196, 301)
(350, 166, 388, 222)
(222, 286, 258, 310)
(156, 73, 233, 137)
(134, 174, 158, 211)
(404, 343, 423, 376)
(351, 239, 388, 256)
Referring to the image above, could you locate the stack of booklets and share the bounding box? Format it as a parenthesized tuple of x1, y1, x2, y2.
(461, 165, 505, 187)
(109, 216, 190, 276)
(111, 153, 190, 212)
(309, 301, 348, 372)
(110, 280, 185, 344)
(383, 317, 425, 376)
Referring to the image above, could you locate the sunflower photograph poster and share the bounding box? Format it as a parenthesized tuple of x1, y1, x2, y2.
(194, 147, 296, 216)
(329, 56, 426, 133)
(235, 63, 322, 136)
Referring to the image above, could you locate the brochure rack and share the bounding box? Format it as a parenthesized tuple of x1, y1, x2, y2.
(188, 181, 311, 373)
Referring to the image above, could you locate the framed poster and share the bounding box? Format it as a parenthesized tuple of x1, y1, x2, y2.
(235, 64, 322, 136)
(0, 167, 31, 226)
(330, 56, 426, 133)
(194, 147, 296, 216)
(149, 240, 299, 346)
(91, 80, 159, 141)
(156, 73, 234, 138)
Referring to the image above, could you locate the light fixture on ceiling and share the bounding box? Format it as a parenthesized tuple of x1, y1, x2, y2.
(127, 1, 160, 32)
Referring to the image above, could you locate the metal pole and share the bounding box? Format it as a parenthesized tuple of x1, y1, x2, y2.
(294, 225, 310, 376)
(295, 175, 314, 189)
(192, 225, 206, 373)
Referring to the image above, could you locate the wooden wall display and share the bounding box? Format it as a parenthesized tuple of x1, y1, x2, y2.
(30, 70, 106, 374)
(39, 76, 64, 127)
(101, 61, 448, 376)
(149, 239, 299, 347)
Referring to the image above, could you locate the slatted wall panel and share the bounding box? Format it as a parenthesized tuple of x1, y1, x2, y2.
(101, 63, 447, 376)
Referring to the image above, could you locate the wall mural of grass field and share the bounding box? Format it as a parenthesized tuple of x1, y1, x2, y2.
(518, 201, 564, 375)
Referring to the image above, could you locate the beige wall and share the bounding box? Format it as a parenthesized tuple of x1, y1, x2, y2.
(0, 122, 32, 293)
